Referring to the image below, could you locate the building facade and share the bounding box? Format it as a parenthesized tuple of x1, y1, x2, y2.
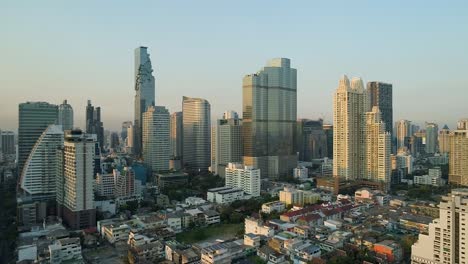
(396, 120, 412, 151)
(242, 58, 297, 179)
(211, 111, 242, 176)
(58, 99, 74, 131)
(438, 125, 451, 154)
(0, 130, 15, 155)
(170, 111, 183, 159)
(134, 46, 156, 156)
(225, 162, 260, 197)
(297, 119, 328, 161)
(425, 122, 439, 154)
(367, 82, 393, 136)
(85, 100, 104, 150)
(142, 106, 170, 172)
(449, 128, 468, 186)
(182, 96, 211, 171)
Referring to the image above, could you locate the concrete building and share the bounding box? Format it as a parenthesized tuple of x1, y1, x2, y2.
(374, 240, 403, 263)
(242, 58, 297, 180)
(19, 125, 63, 201)
(121, 121, 132, 142)
(48, 237, 82, 264)
(333, 76, 368, 181)
(57, 130, 96, 229)
(364, 107, 391, 190)
(261, 201, 286, 214)
(411, 189, 468, 264)
(449, 127, 468, 186)
(85, 100, 104, 150)
(207, 186, 245, 204)
(323, 124, 333, 159)
(142, 106, 170, 172)
(211, 111, 242, 177)
(156, 171, 189, 190)
(367, 82, 393, 137)
(95, 173, 115, 197)
(296, 119, 328, 161)
(245, 217, 275, 237)
(114, 167, 135, 198)
(279, 187, 320, 206)
(134, 46, 156, 156)
(294, 166, 308, 179)
(18, 102, 58, 176)
(396, 120, 412, 151)
(182, 96, 211, 171)
(58, 99, 74, 131)
(0, 130, 15, 156)
(225, 162, 261, 197)
(438, 125, 451, 154)
(170, 111, 183, 159)
(425, 122, 439, 154)
(414, 168, 445, 187)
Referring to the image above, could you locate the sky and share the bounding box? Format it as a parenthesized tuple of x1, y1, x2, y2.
(1, 1, 468, 131)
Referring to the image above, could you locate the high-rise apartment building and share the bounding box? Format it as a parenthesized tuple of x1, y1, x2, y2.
(323, 124, 333, 159)
(449, 125, 468, 186)
(411, 189, 468, 264)
(0, 130, 15, 155)
(364, 107, 391, 190)
(211, 111, 242, 177)
(114, 167, 135, 198)
(425, 122, 439, 154)
(296, 119, 327, 161)
(367, 82, 393, 135)
(57, 130, 96, 229)
(18, 102, 58, 176)
(242, 58, 297, 179)
(438, 125, 451, 154)
(225, 162, 261, 197)
(121, 121, 132, 141)
(142, 106, 170, 172)
(58, 99, 74, 131)
(134, 47, 156, 156)
(19, 125, 63, 201)
(182, 96, 211, 171)
(170, 111, 183, 159)
(85, 100, 104, 150)
(333, 75, 368, 181)
(457, 119, 468, 130)
(396, 120, 412, 151)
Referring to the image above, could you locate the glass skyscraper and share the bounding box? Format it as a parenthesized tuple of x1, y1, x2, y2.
(242, 58, 297, 179)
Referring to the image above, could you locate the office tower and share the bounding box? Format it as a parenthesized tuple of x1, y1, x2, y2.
(126, 125, 134, 151)
(425, 122, 439, 154)
(296, 119, 327, 161)
(396, 120, 412, 151)
(142, 106, 170, 172)
(18, 102, 58, 176)
(333, 76, 368, 181)
(182, 96, 211, 171)
(323, 124, 333, 159)
(448, 124, 468, 186)
(56, 130, 96, 229)
(242, 58, 297, 179)
(121, 121, 132, 141)
(58, 99, 74, 130)
(438, 125, 451, 154)
(170, 112, 183, 158)
(114, 167, 135, 198)
(0, 130, 15, 155)
(134, 47, 156, 156)
(364, 107, 391, 190)
(211, 111, 242, 177)
(110, 132, 119, 149)
(411, 189, 468, 264)
(225, 162, 261, 197)
(19, 125, 63, 201)
(410, 135, 424, 157)
(85, 100, 104, 150)
(367, 82, 393, 135)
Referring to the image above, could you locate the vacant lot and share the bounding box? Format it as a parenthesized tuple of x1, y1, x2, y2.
(176, 223, 243, 244)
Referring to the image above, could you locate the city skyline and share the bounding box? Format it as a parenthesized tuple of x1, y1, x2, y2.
(2, 1, 468, 131)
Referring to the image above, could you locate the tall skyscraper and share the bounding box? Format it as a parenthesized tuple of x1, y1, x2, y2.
(211, 111, 242, 177)
(296, 119, 328, 161)
(396, 119, 412, 151)
(121, 121, 132, 141)
(425, 122, 439, 154)
(19, 125, 63, 201)
(182, 96, 211, 171)
(448, 124, 468, 186)
(58, 99, 74, 131)
(411, 189, 468, 264)
(114, 167, 135, 198)
(85, 100, 104, 150)
(364, 107, 391, 190)
(438, 125, 451, 154)
(367, 82, 393, 135)
(323, 124, 333, 159)
(18, 102, 58, 176)
(225, 162, 261, 197)
(57, 130, 96, 229)
(142, 106, 170, 172)
(0, 130, 15, 155)
(457, 119, 468, 130)
(170, 112, 183, 159)
(242, 58, 297, 179)
(134, 47, 156, 157)
(333, 76, 368, 181)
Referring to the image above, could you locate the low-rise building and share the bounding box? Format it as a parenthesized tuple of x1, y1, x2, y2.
(156, 171, 189, 190)
(373, 240, 403, 263)
(207, 186, 245, 204)
(204, 210, 220, 225)
(245, 217, 275, 237)
(262, 201, 286, 214)
(127, 232, 164, 264)
(294, 166, 308, 179)
(279, 187, 321, 206)
(102, 224, 131, 244)
(49, 237, 82, 264)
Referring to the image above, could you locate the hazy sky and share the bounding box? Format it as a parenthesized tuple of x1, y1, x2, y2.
(1, 1, 467, 131)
